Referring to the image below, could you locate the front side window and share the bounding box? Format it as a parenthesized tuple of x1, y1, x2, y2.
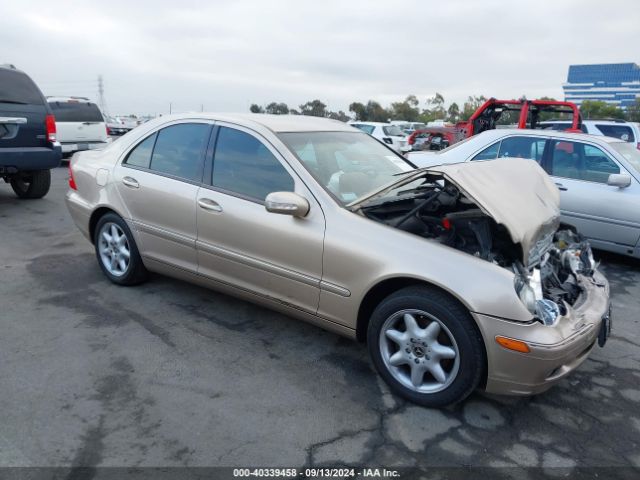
(212, 127, 294, 201)
(149, 123, 209, 181)
(472, 141, 500, 161)
(498, 136, 546, 162)
(550, 140, 620, 183)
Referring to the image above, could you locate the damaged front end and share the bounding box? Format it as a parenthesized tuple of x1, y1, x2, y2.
(513, 229, 597, 326)
(351, 158, 604, 327)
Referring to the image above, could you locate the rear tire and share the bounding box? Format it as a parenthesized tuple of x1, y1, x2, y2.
(367, 285, 485, 408)
(10, 170, 51, 199)
(93, 213, 148, 286)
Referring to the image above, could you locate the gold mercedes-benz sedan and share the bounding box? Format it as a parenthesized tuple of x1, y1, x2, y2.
(65, 114, 611, 407)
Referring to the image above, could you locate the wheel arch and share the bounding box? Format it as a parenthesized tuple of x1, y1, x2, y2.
(356, 276, 488, 388)
(89, 206, 126, 244)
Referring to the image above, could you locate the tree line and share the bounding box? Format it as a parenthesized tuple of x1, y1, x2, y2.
(250, 94, 640, 123)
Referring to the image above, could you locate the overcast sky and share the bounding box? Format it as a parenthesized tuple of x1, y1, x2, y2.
(3, 0, 639, 116)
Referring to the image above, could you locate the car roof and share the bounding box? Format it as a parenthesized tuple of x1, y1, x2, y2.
(541, 119, 632, 126)
(136, 113, 357, 134)
(348, 121, 390, 126)
(471, 128, 626, 144)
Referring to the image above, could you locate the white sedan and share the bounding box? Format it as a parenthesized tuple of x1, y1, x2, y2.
(407, 129, 640, 259)
(349, 121, 410, 154)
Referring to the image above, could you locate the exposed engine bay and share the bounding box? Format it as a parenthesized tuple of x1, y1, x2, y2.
(357, 175, 596, 325)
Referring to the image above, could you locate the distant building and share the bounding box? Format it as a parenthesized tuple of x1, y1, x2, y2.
(563, 63, 640, 109)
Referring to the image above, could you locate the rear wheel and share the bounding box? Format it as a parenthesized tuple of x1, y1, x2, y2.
(10, 170, 51, 199)
(94, 213, 148, 286)
(368, 286, 485, 407)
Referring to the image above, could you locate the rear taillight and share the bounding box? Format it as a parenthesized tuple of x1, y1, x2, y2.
(45, 114, 57, 142)
(68, 163, 77, 190)
(106, 125, 110, 137)
(637, 142, 640, 151)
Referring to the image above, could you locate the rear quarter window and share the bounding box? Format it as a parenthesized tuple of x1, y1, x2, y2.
(595, 124, 634, 142)
(48, 102, 104, 122)
(0, 69, 44, 105)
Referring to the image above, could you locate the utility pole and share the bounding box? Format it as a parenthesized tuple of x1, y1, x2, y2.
(98, 75, 109, 117)
(169, 102, 172, 114)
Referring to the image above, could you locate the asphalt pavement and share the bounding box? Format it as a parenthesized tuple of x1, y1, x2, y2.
(0, 167, 639, 476)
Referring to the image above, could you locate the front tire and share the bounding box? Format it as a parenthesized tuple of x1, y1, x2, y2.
(10, 170, 51, 199)
(94, 213, 148, 286)
(367, 286, 485, 407)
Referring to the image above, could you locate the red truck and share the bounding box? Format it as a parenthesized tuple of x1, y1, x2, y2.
(408, 98, 582, 151)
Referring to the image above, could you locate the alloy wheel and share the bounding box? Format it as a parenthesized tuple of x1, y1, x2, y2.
(379, 309, 460, 393)
(97, 222, 131, 277)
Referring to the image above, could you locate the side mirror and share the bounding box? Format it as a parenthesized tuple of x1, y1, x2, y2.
(607, 173, 632, 188)
(264, 192, 310, 217)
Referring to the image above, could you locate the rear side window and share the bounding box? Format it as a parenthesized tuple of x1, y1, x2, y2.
(149, 123, 209, 181)
(212, 127, 294, 201)
(124, 133, 157, 168)
(498, 136, 546, 162)
(541, 123, 588, 134)
(382, 125, 404, 136)
(352, 124, 375, 135)
(49, 102, 104, 122)
(0, 69, 44, 105)
(595, 124, 634, 142)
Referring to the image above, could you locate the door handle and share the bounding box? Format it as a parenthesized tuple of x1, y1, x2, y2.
(555, 182, 568, 191)
(0, 117, 27, 124)
(198, 198, 223, 212)
(122, 176, 139, 188)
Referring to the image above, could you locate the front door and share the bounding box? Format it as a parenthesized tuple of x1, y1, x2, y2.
(196, 124, 325, 314)
(113, 121, 212, 271)
(546, 139, 640, 248)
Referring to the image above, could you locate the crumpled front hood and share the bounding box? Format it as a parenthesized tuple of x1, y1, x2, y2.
(351, 158, 560, 266)
(428, 159, 560, 266)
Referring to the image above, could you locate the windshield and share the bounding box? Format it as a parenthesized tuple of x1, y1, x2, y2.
(611, 141, 640, 173)
(0, 69, 44, 105)
(48, 102, 104, 122)
(382, 125, 405, 137)
(278, 131, 414, 204)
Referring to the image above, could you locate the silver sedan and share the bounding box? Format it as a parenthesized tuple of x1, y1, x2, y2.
(408, 129, 640, 259)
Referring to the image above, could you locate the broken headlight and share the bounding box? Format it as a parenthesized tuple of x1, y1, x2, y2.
(514, 269, 561, 326)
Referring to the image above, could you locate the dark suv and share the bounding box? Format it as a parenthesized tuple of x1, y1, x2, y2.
(0, 64, 61, 198)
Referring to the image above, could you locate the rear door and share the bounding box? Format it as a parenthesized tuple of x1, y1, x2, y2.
(113, 121, 212, 271)
(48, 101, 107, 143)
(0, 69, 49, 152)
